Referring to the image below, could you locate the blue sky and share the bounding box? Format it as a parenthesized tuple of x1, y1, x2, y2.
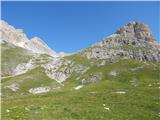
(2, 1, 159, 53)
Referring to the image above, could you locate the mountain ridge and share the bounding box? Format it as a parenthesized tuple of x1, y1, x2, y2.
(0, 20, 58, 57)
(1, 20, 159, 55)
(1, 20, 160, 78)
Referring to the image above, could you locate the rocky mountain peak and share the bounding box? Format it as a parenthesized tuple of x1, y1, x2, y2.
(30, 37, 49, 48)
(31, 37, 46, 45)
(115, 21, 153, 41)
(29, 37, 58, 57)
(0, 20, 58, 57)
(85, 21, 160, 61)
(0, 20, 29, 44)
(98, 21, 158, 48)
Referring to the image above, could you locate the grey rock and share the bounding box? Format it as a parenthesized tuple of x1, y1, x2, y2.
(51, 72, 68, 83)
(29, 86, 50, 94)
(83, 22, 160, 62)
(71, 65, 89, 73)
(109, 70, 117, 76)
(81, 73, 102, 84)
(0, 20, 58, 57)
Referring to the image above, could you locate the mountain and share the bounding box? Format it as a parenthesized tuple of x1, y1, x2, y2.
(1, 21, 160, 120)
(84, 21, 159, 61)
(0, 20, 58, 57)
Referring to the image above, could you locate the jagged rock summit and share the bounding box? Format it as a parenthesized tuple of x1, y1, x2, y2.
(100, 21, 159, 48)
(84, 21, 160, 61)
(28, 36, 57, 56)
(116, 22, 153, 39)
(115, 21, 158, 47)
(0, 20, 58, 57)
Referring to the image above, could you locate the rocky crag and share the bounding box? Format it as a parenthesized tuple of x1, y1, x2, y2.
(84, 22, 160, 61)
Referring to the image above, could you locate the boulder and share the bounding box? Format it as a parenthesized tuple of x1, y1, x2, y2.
(81, 73, 102, 84)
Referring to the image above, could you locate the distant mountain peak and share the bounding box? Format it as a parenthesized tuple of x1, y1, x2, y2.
(0, 20, 29, 44)
(30, 37, 49, 49)
(0, 20, 58, 57)
(29, 37, 58, 57)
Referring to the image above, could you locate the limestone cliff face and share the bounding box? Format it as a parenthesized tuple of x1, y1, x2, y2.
(115, 22, 158, 47)
(28, 37, 57, 56)
(0, 20, 57, 57)
(0, 20, 29, 44)
(115, 22, 153, 39)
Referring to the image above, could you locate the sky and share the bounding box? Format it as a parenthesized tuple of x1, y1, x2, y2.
(1, 1, 160, 53)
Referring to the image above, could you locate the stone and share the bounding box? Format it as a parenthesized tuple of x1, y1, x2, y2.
(71, 65, 89, 73)
(6, 83, 19, 92)
(130, 66, 144, 71)
(81, 73, 102, 84)
(104, 107, 110, 110)
(6, 109, 10, 113)
(130, 78, 138, 86)
(12, 59, 36, 76)
(74, 85, 83, 90)
(29, 86, 50, 94)
(115, 91, 126, 94)
(109, 70, 117, 76)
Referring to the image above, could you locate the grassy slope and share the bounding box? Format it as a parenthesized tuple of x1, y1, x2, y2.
(1, 42, 32, 76)
(2, 67, 60, 99)
(2, 55, 160, 120)
(64, 51, 96, 66)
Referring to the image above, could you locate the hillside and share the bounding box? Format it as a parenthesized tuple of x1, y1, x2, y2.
(1, 21, 160, 120)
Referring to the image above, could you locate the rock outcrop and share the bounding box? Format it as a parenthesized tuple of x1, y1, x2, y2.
(84, 22, 160, 62)
(29, 86, 50, 94)
(81, 73, 102, 84)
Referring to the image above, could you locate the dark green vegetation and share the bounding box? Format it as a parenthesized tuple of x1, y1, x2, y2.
(2, 55, 160, 120)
